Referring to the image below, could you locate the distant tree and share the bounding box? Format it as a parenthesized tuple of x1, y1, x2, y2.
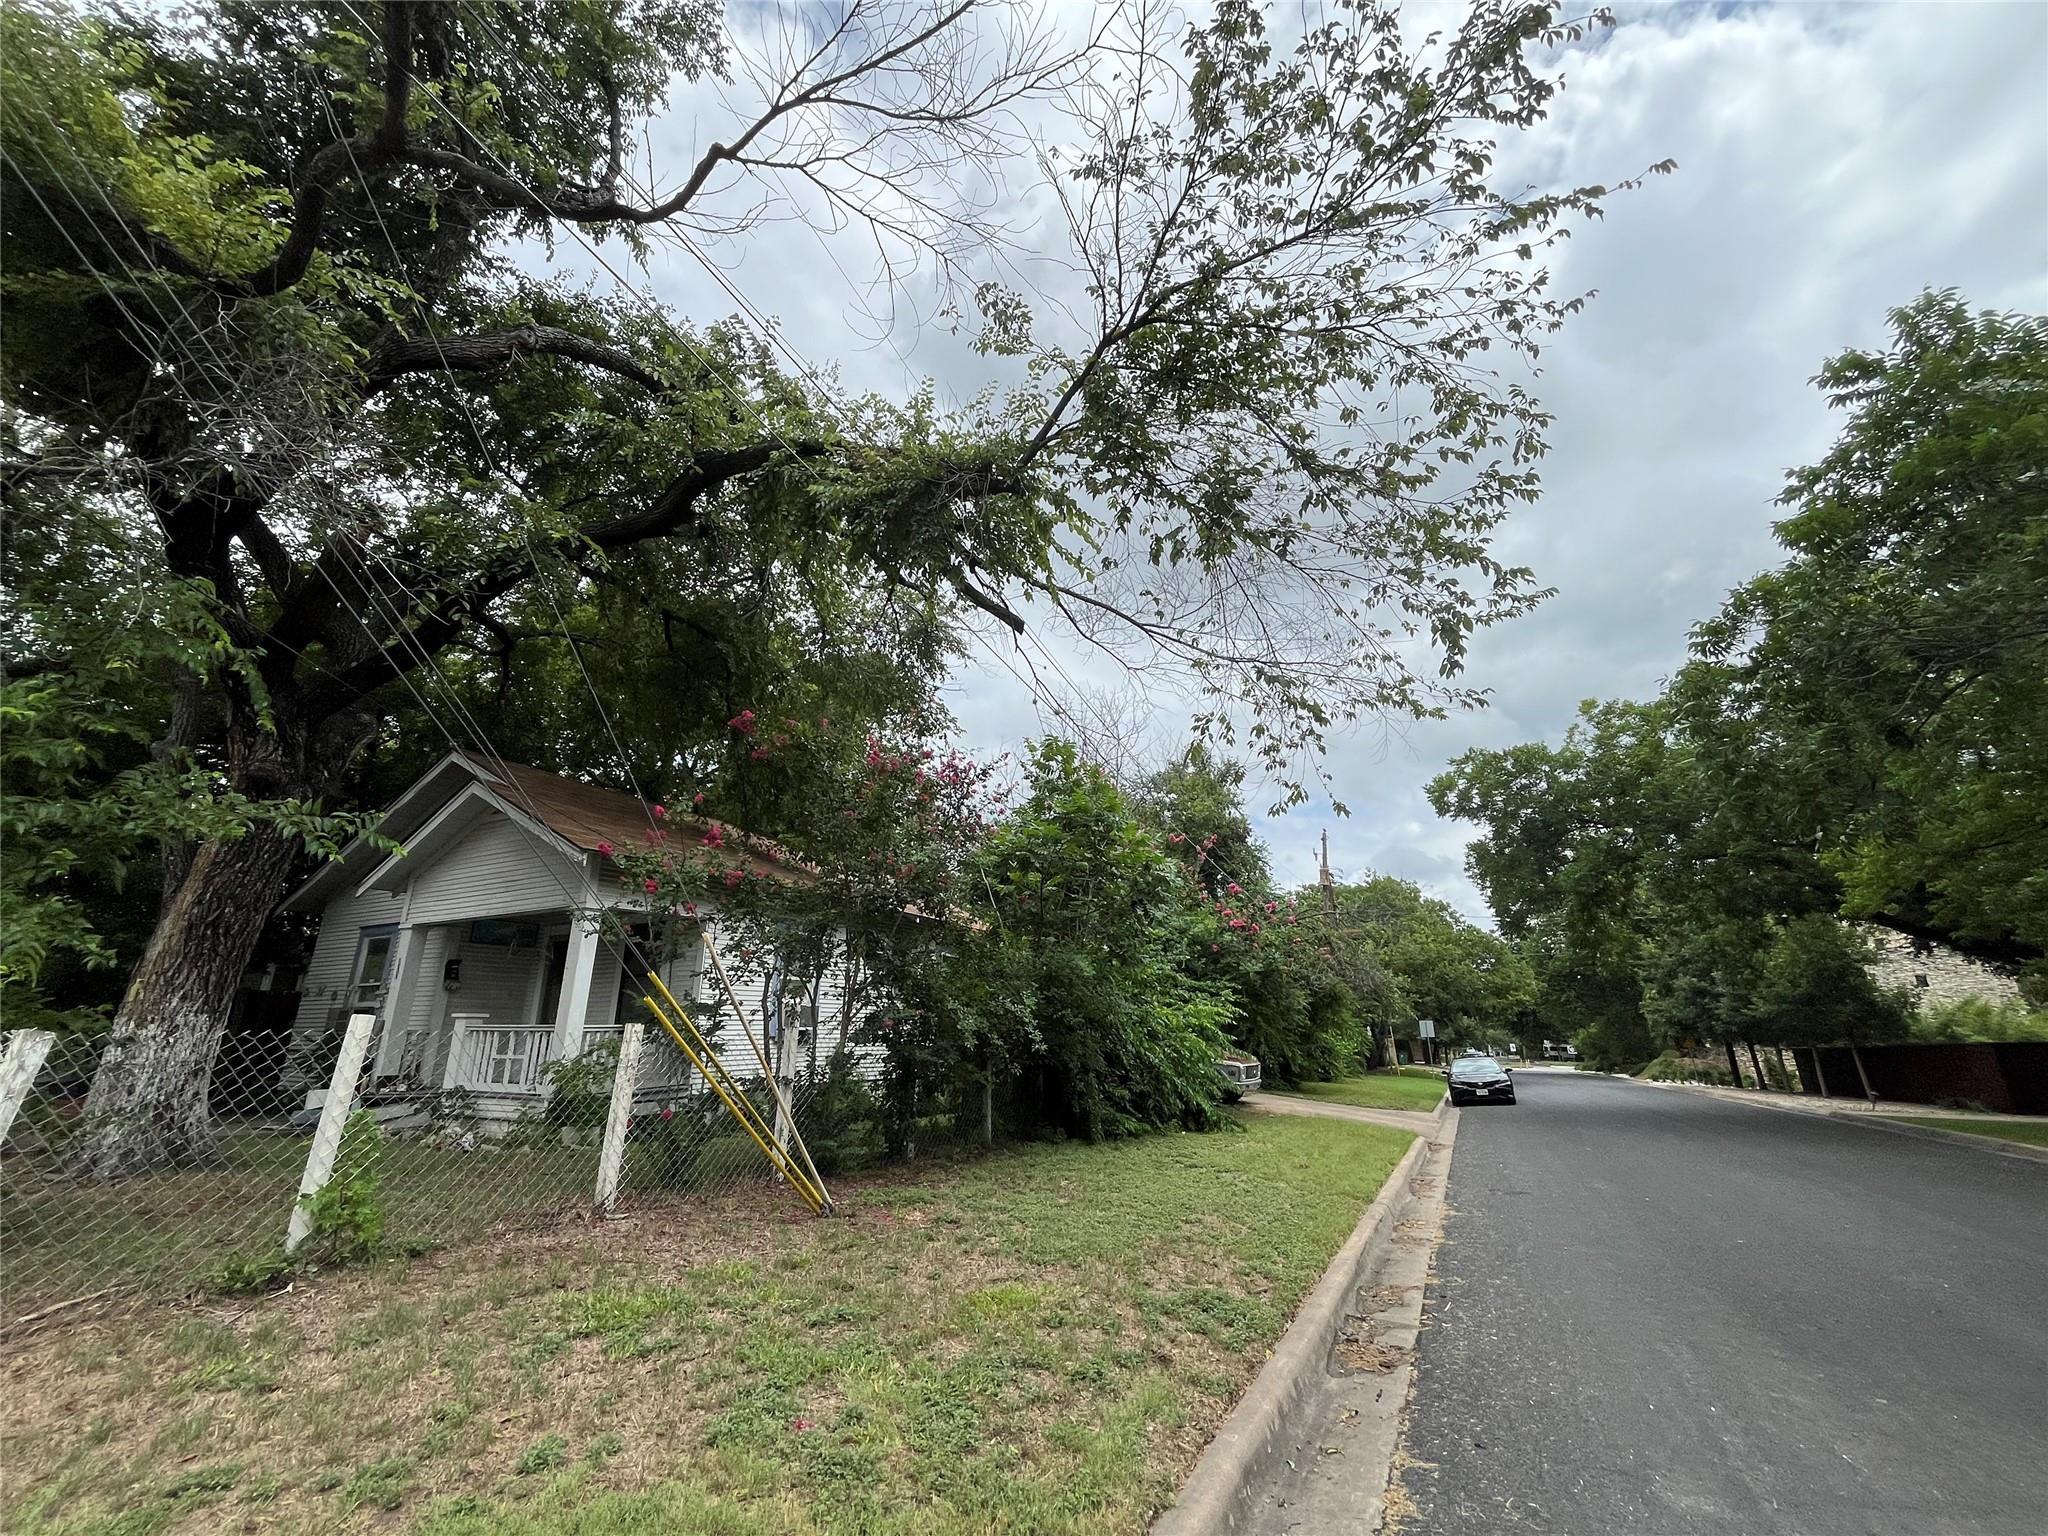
(964, 741, 1231, 1139)
(1434, 293, 2046, 1057)
(1747, 918, 1911, 1052)
(1693, 292, 2048, 965)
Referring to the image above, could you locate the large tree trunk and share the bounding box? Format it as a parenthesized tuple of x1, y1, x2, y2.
(72, 824, 301, 1178)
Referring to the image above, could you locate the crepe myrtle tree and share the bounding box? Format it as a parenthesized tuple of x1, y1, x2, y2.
(600, 712, 1011, 1067)
(2, 0, 1651, 1172)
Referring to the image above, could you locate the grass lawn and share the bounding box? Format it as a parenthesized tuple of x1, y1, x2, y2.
(1277, 1071, 1447, 1114)
(1911, 1116, 2048, 1149)
(1, 1110, 1411, 1536)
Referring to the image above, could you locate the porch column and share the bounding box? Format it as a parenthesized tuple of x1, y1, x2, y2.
(551, 916, 602, 1063)
(374, 924, 433, 1079)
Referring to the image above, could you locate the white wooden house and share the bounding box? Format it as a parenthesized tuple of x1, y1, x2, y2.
(283, 753, 873, 1125)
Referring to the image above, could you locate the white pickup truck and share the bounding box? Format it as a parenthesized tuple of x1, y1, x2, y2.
(1216, 1053, 1263, 1100)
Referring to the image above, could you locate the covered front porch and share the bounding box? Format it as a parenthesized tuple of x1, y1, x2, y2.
(355, 909, 699, 1118)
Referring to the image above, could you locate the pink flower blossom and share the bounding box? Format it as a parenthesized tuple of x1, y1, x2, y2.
(702, 823, 726, 849)
(1227, 882, 1242, 895)
(644, 878, 659, 893)
(661, 1106, 675, 1121)
(729, 709, 758, 735)
(750, 747, 770, 761)
(596, 841, 615, 858)
(789, 1416, 814, 1432)
(693, 791, 706, 806)
(652, 803, 667, 821)
(725, 869, 745, 887)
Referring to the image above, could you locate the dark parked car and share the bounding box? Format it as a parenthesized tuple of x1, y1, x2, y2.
(1447, 1054, 1516, 1106)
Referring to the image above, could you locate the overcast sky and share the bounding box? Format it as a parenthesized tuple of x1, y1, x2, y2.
(618, 0, 2048, 922)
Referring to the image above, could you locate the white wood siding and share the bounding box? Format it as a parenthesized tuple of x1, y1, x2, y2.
(403, 810, 591, 924)
(441, 931, 549, 1026)
(287, 885, 405, 1048)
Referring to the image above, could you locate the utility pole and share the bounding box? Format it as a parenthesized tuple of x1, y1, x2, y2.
(1320, 829, 1387, 1070)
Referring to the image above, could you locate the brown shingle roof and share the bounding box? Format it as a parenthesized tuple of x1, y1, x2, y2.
(468, 757, 801, 879)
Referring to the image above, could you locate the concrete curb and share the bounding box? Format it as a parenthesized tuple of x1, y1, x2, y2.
(1633, 1077, 2048, 1164)
(1151, 1123, 1434, 1536)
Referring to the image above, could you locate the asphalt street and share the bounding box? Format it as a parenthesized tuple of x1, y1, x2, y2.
(1392, 1071, 2048, 1536)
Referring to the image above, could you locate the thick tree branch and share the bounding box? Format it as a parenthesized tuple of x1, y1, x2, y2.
(364, 325, 670, 396)
(1862, 912, 2041, 968)
(225, 2, 414, 297)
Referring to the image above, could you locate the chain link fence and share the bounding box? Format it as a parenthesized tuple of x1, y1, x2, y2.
(0, 1011, 960, 1336)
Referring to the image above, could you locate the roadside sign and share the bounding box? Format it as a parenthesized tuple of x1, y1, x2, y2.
(1417, 1018, 1436, 1039)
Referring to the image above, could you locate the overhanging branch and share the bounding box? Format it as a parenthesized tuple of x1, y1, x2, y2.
(365, 325, 670, 396)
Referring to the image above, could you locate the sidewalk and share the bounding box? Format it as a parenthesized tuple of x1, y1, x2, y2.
(1643, 1078, 2033, 1122)
(1241, 1089, 1443, 1136)
(1635, 1077, 2048, 1161)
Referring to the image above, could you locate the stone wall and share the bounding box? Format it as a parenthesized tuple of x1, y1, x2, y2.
(1860, 926, 2024, 1011)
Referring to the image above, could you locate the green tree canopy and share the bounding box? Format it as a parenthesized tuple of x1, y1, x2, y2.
(1432, 292, 2045, 1060)
(1, 0, 1640, 1171)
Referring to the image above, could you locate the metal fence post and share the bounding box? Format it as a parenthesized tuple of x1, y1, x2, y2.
(594, 1018, 643, 1213)
(285, 1010, 378, 1255)
(0, 1029, 57, 1146)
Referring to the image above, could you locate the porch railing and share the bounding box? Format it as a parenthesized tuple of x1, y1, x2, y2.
(456, 1025, 557, 1093)
(451, 1022, 698, 1096)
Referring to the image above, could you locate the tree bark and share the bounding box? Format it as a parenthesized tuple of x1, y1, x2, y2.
(72, 824, 302, 1177)
(153, 675, 204, 919)
(1746, 1040, 1768, 1090)
(1723, 1038, 1743, 1088)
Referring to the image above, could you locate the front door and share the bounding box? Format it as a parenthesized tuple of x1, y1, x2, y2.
(534, 931, 571, 1029)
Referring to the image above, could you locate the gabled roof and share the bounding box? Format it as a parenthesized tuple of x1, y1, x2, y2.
(287, 753, 798, 911)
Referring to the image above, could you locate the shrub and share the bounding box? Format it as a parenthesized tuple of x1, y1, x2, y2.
(1912, 997, 2048, 1044)
(624, 1087, 778, 1190)
(791, 1058, 883, 1175)
(1640, 1052, 1733, 1087)
(297, 1110, 385, 1264)
(540, 1039, 620, 1133)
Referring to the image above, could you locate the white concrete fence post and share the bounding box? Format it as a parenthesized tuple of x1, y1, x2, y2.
(771, 1017, 802, 1154)
(594, 1018, 644, 1214)
(285, 1010, 378, 1255)
(0, 1029, 57, 1147)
